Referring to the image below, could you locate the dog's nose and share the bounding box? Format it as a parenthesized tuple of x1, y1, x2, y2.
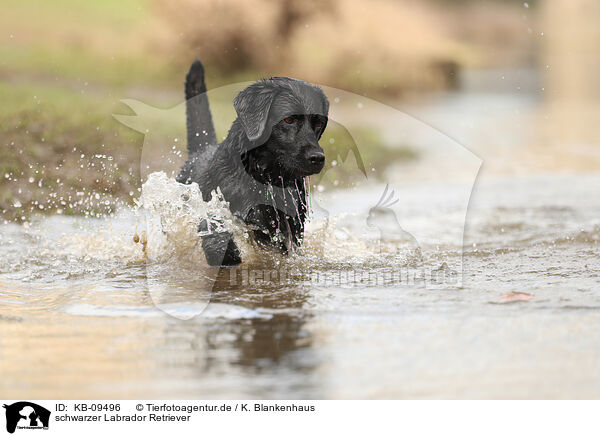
(308, 151, 325, 165)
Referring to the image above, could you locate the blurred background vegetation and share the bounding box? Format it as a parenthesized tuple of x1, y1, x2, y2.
(5, 0, 594, 220)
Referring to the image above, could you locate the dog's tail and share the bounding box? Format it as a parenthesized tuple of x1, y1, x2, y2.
(185, 59, 217, 154)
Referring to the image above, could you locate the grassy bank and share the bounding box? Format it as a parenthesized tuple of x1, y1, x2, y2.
(0, 79, 416, 222)
(0, 82, 143, 221)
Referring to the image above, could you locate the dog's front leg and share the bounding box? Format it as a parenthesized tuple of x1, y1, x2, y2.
(245, 205, 292, 253)
(198, 219, 241, 266)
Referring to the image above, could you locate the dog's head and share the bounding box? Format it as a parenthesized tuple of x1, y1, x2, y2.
(234, 77, 329, 180)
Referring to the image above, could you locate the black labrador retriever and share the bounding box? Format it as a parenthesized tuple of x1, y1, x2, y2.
(177, 60, 329, 266)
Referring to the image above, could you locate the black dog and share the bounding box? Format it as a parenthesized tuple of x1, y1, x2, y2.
(177, 60, 329, 266)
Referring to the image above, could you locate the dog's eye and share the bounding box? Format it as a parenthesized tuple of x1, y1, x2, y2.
(283, 117, 294, 124)
(315, 121, 322, 128)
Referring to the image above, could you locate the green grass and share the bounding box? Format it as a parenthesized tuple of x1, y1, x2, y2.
(0, 0, 183, 89)
(0, 44, 181, 89)
(1, 0, 146, 26)
(0, 82, 143, 221)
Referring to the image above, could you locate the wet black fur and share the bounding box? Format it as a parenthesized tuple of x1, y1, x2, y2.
(177, 60, 329, 266)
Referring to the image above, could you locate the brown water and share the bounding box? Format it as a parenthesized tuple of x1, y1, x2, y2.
(1, 71, 599, 399)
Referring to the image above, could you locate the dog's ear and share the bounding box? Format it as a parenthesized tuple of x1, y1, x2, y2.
(233, 81, 276, 143)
